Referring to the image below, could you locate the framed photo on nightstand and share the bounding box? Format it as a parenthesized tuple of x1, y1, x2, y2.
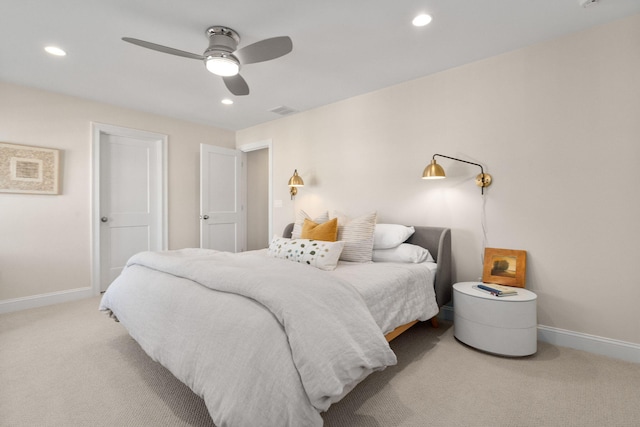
(482, 247, 527, 288)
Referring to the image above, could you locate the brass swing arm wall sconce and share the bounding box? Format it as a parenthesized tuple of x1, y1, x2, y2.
(288, 169, 304, 199)
(422, 154, 492, 194)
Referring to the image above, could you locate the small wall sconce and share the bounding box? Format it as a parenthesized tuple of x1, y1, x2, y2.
(287, 169, 304, 199)
(422, 154, 492, 194)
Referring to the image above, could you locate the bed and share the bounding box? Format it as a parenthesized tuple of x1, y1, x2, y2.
(99, 224, 452, 427)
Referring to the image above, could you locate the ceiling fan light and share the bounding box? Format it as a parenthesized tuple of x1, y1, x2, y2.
(412, 14, 432, 27)
(44, 46, 67, 56)
(206, 54, 240, 76)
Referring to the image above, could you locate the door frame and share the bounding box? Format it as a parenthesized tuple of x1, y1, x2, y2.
(91, 122, 168, 295)
(239, 139, 273, 240)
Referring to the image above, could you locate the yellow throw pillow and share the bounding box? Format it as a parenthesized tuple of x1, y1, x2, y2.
(301, 218, 338, 242)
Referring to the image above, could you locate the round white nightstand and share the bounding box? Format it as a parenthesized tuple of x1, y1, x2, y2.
(453, 282, 537, 356)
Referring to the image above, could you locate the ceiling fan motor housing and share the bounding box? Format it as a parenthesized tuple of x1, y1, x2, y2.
(205, 26, 240, 55)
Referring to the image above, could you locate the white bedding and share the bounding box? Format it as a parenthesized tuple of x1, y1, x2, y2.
(330, 260, 439, 334)
(99, 248, 438, 427)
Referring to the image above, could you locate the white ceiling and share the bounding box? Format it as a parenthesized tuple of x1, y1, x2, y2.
(2, 0, 639, 131)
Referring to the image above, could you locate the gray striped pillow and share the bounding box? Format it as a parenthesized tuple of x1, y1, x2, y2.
(331, 211, 377, 262)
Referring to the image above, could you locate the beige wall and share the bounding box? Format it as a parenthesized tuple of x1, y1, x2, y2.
(0, 83, 235, 301)
(2, 15, 638, 347)
(237, 15, 640, 345)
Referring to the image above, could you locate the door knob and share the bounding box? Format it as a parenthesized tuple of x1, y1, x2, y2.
(202, 215, 210, 220)
(101, 217, 108, 223)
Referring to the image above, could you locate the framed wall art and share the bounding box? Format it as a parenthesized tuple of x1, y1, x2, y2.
(482, 247, 527, 288)
(0, 142, 60, 195)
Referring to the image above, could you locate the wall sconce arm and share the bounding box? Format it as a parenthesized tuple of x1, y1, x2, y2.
(423, 154, 492, 194)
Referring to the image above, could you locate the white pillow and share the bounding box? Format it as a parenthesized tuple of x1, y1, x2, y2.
(373, 224, 415, 249)
(267, 236, 345, 271)
(372, 243, 435, 263)
(330, 211, 377, 263)
(291, 210, 330, 239)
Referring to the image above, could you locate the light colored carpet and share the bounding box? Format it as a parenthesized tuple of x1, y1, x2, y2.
(1, 296, 638, 426)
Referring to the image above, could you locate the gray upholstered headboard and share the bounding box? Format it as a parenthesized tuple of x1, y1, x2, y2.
(282, 223, 452, 307)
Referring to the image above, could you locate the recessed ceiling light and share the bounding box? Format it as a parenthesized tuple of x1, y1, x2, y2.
(221, 99, 234, 105)
(412, 14, 433, 27)
(44, 46, 67, 56)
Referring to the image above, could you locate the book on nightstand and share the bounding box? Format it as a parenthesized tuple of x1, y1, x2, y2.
(476, 283, 518, 297)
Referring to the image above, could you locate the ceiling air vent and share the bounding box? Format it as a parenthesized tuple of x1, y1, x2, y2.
(269, 105, 298, 116)
(578, 0, 599, 7)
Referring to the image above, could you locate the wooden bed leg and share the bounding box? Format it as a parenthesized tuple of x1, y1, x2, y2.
(430, 316, 439, 328)
(385, 320, 419, 342)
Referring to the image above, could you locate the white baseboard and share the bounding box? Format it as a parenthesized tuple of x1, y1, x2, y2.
(441, 305, 638, 363)
(439, 304, 455, 322)
(0, 287, 95, 314)
(537, 325, 640, 364)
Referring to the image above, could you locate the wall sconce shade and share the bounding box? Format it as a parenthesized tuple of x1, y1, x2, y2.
(288, 169, 304, 199)
(422, 154, 492, 194)
(422, 159, 446, 179)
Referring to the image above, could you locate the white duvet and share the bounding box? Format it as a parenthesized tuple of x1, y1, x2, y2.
(329, 260, 439, 334)
(99, 249, 402, 427)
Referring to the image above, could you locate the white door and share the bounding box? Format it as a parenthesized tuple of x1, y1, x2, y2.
(200, 144, 246, 252)
(93, 124, 167, 293)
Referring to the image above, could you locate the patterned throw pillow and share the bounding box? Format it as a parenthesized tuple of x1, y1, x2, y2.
(301, 218, 338, 241)
(267, 236, 345, 271)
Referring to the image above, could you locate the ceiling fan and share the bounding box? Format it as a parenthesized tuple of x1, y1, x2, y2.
(122, 26, 293, 96)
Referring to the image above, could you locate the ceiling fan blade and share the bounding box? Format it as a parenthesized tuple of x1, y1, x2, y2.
(223, 74, 250, 96)
(234, 36, 292, 65)
(122, 37, 204, 60)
